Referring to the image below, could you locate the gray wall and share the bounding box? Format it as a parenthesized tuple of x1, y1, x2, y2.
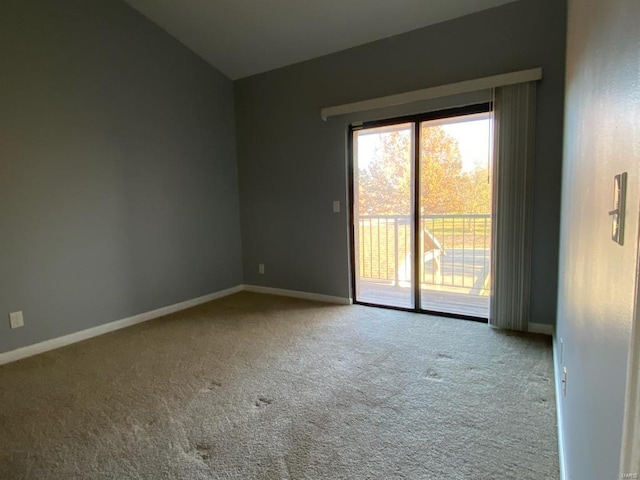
(0, 0, 243, 353)
(235, 0, 567, 325)
(556, 0, 640, 477)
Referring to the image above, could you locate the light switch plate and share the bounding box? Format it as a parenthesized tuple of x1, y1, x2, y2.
(9, 311, 24, 329)
(609, 172, 627, 245)
(333, 201, 340, 213)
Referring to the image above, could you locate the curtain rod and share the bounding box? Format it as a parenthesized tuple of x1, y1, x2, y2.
(320, 68, 542, 121)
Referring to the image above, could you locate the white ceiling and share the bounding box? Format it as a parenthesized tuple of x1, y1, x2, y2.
(124, 0, 518, 80)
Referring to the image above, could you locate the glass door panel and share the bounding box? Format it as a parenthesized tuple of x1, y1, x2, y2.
(353, 123, 415, 309)
(418, 113, 492, 317)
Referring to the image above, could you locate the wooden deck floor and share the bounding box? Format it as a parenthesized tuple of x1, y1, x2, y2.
(357, 281, 489, 318)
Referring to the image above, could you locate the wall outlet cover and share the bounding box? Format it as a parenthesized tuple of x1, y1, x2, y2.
(9, 311, 24, 329)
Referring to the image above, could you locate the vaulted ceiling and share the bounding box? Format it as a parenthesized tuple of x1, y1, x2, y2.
(124, 0, 518, 80)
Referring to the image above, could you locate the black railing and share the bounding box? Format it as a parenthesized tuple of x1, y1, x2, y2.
(357, 214, 491, 293)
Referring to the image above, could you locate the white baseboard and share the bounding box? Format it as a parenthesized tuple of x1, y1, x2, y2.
(243, 284, 352, 305)
(553, 333, 568, 480)
(0, 285, 244, 367)
(528, 322, 554, 336)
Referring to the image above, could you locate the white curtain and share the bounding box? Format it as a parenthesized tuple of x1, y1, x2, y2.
(489, 82, 537, 331)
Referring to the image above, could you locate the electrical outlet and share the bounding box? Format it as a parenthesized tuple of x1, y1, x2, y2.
(9, 311, 24, 329)
(562, 367, 568, 397)
(258, 263, 265, 274)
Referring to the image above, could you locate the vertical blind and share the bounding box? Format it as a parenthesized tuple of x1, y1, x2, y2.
(489, 82, 537, 331)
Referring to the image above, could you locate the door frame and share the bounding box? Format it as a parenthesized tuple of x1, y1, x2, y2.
(347, 102, 492, 321)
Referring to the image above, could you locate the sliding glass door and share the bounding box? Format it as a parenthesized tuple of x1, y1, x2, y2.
(351, 105, 492, 319)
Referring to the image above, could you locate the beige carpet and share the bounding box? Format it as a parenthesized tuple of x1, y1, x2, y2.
(0, 292, 558, 479)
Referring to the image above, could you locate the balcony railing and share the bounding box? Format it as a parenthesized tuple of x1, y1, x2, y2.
(356, 214, 491, 294)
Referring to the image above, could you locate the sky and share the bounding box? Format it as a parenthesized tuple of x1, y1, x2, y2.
(356, 114, 492, 173)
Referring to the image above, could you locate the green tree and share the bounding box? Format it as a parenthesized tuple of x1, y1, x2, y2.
(419, 125, 465, 214)
(357, 126, 490, 215)
(459, 167, 492, 214)
(358, 128, 412, 215)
